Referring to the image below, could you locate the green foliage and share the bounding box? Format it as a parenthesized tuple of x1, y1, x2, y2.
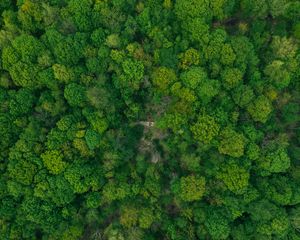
(191, 114, 220, 144)
(217, 161, 250, 194)
(179, 66, 221, 103)
(9, 89, 35, 117)
(257, 148, 291, 176)
(0, 1, 298, 239)
(180, 153, 201, 172)
(67, 0, 93, 32)
(259, 176, 293, 205)
(218, 128, 246, 158)
(205, 208, 230, 240)
(104, 225, 125, 240)
(53, 34, 86, 66)
(179, 48, 200, 69)
(83, 109, 108, 134)
(152, 67, 176, 91)
(185, 17, 210, 43)
(8, 158, 37, 186)
(175, 0, 210, 20)
(118, 59, 144, 91)
(102, 180, 130, 203)
(264, 60, 291, 89)
(64, 83, 86, 107)
(240, 0, 268, 18)
(106, 34, 121, 48)
(220, 43, 236, 65)
(41, 150, 67, 175)
(248, 200, 290, 238)
(177, 175, 206, 202)
(120, 205, 139, 227)
(52, 64, 75, 83)
(34, 175, 75, 206)
(85, 129, 101, 150)
(197, 78, 221, 103)
(247, 95, 273, 123)
(139, 208, 156, 229)
(221, 68, 243, 90)
(64, 162, 100, 194)
(180, 67, 207, 89)
(232, 85, 254, 107)
(2, 34, 44, 87)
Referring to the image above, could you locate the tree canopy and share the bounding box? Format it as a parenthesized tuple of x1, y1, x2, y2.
(0, 0, 299, 239)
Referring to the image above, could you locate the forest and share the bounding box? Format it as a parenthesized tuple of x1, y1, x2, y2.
(0, 0, 300, 239)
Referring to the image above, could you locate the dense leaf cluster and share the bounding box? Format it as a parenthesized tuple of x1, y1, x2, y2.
(0, 0, 299, 239)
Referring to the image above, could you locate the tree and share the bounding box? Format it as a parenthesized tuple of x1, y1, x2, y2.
(64, 83, 87, 107)
(258, 176, 292, 206)
(7, 120, 43, 186)
(117, 59, 144, 91)
(19, 196, 63, 236)
(221, 68, 243, 90)
(52, 64, 75, 83)
(284, 2, 300, 22)
(178, 48, 200, 69)
(240, 0, 268, 18)
(176, 175, 206, 202)
(34, 175, 75, 206)
(175, 0, 211, 20)
(220, 43, 236, 65)
(205, 208, 230, 240)
(247, 95, 272, 123)
(85, 129, 101, 150)
(210, 0, 235, 20)
(106, 34, 121, 48)
(125, 227, 145, 240)
(232, 85, 254, 108)
(54, 33, 87, 66)
(290, 206, 300, 233)
(2, 34, 44, 88)
(83, 109, 108, 135)
(103, 225, 125, 240)
(67, 0, 93, 32)
(64, 162, 101, 194)
(138, 208, 156, 229)
(256, 148, 290, 176)
(184, 17, 210, 43)
(217, 161, 250, 194)
(152, 66, 176, 92)
(41, 150, 67, 175)
(246, 143, 260, 161)
(218, 128, 246, 158)
(91, 28, 106, 47)
(0, 0, 298, 239)
(0, 113, 19, 161)
(0, 0, 11, 12)
(9, 88, 35, 117)
(120, 205, 139, 228)
(8, 158, 37, 186)
(248, 200, 290, 238)
(271, 36, 297, 60)
(264, 60, 292, 89)
(269, 0, 289, 17)
(196, 78, 221, 103)
(180, 67, 207, 90)
(102, 180, 130, 203)
(190, 114, 220, 144)
(180, 153, 201, 172)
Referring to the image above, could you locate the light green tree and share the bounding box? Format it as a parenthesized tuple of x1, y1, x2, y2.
(218, 127, 246, 157)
